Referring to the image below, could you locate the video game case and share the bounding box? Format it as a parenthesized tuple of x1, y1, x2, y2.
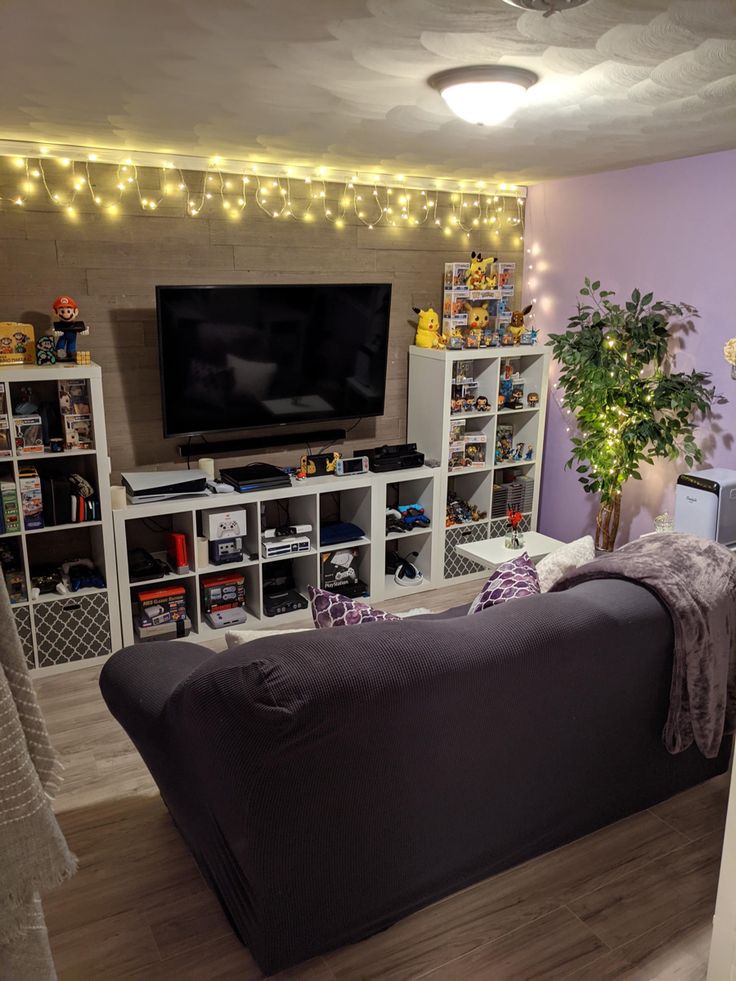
(0, 480, 20, 533)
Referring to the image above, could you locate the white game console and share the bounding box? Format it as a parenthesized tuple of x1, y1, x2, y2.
(261, 535, 312, 559)
(122, 469, 208, 503)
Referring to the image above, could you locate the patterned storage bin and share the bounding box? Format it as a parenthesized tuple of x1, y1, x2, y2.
(34, 592, 112, 668)
(444, 522, 489, 579)
(12, 605, 35, 670)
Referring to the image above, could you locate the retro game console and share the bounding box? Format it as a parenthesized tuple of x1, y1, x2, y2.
(261, 535, 311, 559)
(209, 535, 244, 565)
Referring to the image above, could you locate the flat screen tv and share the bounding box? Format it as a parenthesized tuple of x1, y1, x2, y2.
(156, 283, 392, 438)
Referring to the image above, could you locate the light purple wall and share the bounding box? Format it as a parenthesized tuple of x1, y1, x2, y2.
(526, 150, 736, 545)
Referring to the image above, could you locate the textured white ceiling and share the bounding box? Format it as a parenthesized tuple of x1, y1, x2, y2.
(3, 0, 736, 182)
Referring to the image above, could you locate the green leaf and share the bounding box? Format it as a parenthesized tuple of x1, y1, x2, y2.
(591, 280, 600, 291)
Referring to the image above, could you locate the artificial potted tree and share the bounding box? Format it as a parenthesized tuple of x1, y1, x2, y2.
(548, 280, 719, 551)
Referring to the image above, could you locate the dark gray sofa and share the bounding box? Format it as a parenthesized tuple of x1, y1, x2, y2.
(100, 578, 731, 974)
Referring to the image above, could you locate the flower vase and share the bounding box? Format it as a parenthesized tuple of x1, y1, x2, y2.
(505, 528, 524, 550)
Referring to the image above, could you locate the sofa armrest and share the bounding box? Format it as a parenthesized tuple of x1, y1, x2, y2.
(100, 641, 213, 738)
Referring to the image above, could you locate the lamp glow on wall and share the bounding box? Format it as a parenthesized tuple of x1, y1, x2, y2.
(428, 66, 539, 126)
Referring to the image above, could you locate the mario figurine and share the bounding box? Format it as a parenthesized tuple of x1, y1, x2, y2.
(52, 295, 89, 361)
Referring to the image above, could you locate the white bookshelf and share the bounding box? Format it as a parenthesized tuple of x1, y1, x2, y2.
(112, 467, 442, 647)
(407, 344, 550, 584)
(0, 362, 121, 674)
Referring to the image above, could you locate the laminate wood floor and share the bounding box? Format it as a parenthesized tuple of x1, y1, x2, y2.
(33, 579, 730, 981)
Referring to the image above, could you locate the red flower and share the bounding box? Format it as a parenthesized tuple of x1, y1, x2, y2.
(507, 508, 523, 530)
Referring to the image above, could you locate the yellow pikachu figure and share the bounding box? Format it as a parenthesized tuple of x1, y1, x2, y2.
(463, 300, 489, 334)
(464, 251, 498, 291)
(412, 306, 445, 349)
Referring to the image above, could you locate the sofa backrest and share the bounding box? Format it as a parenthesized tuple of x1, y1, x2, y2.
(167, 579, 680, 945)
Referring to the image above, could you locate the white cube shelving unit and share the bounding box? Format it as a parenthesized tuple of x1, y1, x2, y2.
(407, 344, 551, 584)
(0, 362, 121, 674)
(113, 467, 442, 647)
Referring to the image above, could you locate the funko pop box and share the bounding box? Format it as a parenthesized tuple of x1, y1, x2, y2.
(204, 508, 247, 542)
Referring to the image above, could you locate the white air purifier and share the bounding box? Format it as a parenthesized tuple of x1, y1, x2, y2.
(674, 469, 736, 546)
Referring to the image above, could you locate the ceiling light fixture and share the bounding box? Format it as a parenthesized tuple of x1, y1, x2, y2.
(428, 65, 538, 126)
(501, 0, 591, 15)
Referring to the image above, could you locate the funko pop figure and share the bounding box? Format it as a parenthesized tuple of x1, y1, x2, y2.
(52, 295, 89, 361)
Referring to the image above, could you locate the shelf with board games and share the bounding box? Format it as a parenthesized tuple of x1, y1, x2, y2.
(0, 363, 121, 673)
(408, 256, 549, 585)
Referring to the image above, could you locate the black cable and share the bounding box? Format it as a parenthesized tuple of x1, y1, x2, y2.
(318, 417, 362, 455)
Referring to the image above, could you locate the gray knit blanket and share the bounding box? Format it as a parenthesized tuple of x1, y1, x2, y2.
(0, 574, 76, 976)
(551, 532, 736, 758)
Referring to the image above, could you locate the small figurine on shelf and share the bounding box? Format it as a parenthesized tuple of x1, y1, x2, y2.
(412, 307, 445, 349)
(497, 393, 506, 409)
(463, 395, 476, 412)
(508, 304, 534, 345)
(450, 398, 464, 414)
(509, 388, 525, 409)
(52, 295, 90, 362)
(512, 442, 526, 461)
(447, 324, 465, 350)
(527, 392, 539, 408)
(525, 444, 534, 461)
(475, 395, 490, 412)
(36, 334, 57, 366)
(464, 252, 497, 291)
(463, 300, 489, 337)
(500, 362, 515, 403)
(465, 328, 481, 349)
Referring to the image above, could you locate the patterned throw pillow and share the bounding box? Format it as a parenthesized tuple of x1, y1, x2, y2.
(467, 552, 540, 615)
(308, 586, 402, 629)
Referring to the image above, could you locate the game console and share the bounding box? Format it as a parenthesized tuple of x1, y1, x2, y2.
(209, 536, 244, 565)
(206, 608, 248, 628)
(262, 560, 308, 617)
(261, 535, 311, 559)
(336, 456, 369, 476)
(262, 523, 312, 538)
(355, 443, 425, 473)
(122, 469, 208, 502)
(262, 588, 309, 617)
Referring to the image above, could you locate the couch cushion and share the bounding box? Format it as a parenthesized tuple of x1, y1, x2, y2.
(467, 552, 540, 614)
(308, 586, 401, 628)
(537, 535, 595, 592)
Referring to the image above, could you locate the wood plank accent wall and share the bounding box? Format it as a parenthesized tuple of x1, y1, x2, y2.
(0, 199, 523, 479)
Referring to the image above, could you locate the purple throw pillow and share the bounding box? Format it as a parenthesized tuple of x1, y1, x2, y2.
(308, 585, 402, 629)
(467, 552, 540, 615)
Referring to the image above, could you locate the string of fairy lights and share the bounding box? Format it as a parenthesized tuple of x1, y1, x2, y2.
(0, 151, 526, 241)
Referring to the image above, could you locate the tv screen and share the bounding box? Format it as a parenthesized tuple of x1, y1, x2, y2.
(156, 283, 392, 438)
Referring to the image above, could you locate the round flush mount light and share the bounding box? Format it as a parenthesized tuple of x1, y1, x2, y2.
(428, 65, 539, 126)
(501, 0, 591, 13)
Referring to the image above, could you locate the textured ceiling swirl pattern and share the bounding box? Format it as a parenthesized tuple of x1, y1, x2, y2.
(3, 0, 736, 181)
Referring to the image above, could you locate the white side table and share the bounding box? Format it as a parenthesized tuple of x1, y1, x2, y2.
(455, 531, 565, 569)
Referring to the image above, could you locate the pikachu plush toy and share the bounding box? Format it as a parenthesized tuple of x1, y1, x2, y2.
(412, 307, 446, 349)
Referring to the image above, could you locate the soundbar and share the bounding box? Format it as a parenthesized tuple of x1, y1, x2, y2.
(178, 429, 347, 458)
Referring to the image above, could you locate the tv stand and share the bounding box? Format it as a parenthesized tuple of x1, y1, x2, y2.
(177, 428, 347, 458)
